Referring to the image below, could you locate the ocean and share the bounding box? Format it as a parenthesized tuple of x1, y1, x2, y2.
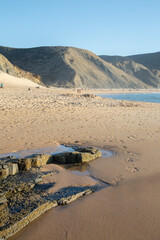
(98, 92, 160, 103)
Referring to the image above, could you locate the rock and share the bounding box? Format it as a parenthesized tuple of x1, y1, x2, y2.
(8, 163, 19, 175)
(51, 147, 101, 164)
(72, 150, 101, 163)
(31, 158, 43, 168)
(38, 154, 53, 165)
(0, 163, 19, 179)
(0, 201, 58, 240)
(50, 152, 75, 164)
(18, 158, 32, 171)
(29, 154, 53, 167)
(58, 188, 93, 205)
(17, 154, 52, 171)
(0, 165, 9, 179)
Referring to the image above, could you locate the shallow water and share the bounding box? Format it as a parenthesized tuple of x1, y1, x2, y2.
(0, 145, 113, 177)
(98, 92, 160, 103)
(61, 148, 113, 183)
(0, 145, 75, 159)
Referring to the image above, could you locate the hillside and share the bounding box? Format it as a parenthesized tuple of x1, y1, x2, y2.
(0, 54, 42, 85)
(100, 54, 160, 88)
(0, 46, 150, 89)
(128, 52, 160, 71)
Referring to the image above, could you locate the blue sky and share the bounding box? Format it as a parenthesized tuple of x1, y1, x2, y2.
(0, 0, 160, 55)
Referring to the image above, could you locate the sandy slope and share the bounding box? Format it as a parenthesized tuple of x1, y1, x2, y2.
(0, 88, 160, 240)
(0, 71, 41, 88)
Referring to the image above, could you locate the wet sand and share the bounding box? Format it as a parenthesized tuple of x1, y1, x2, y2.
(0, 87, 160, 239)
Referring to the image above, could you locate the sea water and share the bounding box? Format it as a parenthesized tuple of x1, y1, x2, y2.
(98, 92, 160, 103)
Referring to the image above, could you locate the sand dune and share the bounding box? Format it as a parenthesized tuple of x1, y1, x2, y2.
(0, 71, 41, 88)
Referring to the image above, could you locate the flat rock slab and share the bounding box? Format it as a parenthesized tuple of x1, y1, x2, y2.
(0, 146, 101, 238)
(0, 168, 94, 240)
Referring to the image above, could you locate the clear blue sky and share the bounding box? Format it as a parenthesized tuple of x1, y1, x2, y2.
(1, 0, 160, 56)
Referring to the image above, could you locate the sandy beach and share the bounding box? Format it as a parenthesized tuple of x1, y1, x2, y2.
(0, 85, 160, 240)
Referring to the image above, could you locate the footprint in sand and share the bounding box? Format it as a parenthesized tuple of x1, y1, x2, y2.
(125, 166, 139, 173)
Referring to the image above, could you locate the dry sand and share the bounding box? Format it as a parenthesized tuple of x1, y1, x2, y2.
(0, 71, 41, 88)
(0, 86, 160, 240)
